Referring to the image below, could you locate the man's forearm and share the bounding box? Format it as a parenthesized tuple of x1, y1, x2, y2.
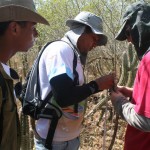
(113, 96, 150, 132)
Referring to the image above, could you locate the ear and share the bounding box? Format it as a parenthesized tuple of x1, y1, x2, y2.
(8, 22, 20, 35)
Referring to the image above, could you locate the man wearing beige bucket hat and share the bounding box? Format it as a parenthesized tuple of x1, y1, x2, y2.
(0, 0, 49, 149)
(34, 11, 114, 150)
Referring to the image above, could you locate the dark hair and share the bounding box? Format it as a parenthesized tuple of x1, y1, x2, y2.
(0, 21, 27, 36)
(84, 26, 93, 34)
(16, 21, 27, 27)
(0, 21, 11, 35)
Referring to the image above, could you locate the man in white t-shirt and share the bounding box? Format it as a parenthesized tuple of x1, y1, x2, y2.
(34, 11, 115, 150)
(0, 0, 49, 149)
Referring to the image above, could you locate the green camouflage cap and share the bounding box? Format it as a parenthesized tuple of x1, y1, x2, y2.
(116, 1, 150, 59)
(115, 1, 148, 41)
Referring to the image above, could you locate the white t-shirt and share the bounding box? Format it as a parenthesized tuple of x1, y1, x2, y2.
(36, 41, 85, 141)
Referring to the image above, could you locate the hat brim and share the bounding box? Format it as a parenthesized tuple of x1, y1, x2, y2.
(66, 19, 107, 46)
(115, 20, 128, 41)
(0, 5, 49, 25)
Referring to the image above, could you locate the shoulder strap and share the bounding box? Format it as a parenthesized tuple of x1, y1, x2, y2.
(73, 53, 79, 113)
(73, 52, 79, 85)
(44, 111, 59, 149)
(36, 42, 53, 99)
(0, 71, 7, 145)
(60, 40, 79, 85)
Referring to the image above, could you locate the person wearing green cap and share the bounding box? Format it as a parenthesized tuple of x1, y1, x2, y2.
(0, 0, 49, 149)
(110, 1, 150, 150)
(34, 11, 115, 150)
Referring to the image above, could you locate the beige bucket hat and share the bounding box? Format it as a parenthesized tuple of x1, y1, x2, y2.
(66, 11, 107, 46)
(0, 0, 49, 25)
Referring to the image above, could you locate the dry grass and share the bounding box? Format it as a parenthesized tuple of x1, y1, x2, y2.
(80, 95, 127, 150)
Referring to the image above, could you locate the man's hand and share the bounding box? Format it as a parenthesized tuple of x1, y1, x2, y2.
(110, 90, 126, 106)
(117, 86, 133, 98)
(95, 73, 115, 91)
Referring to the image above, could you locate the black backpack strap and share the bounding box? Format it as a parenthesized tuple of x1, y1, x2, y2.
(0, 71, 7, 145)
(44, 112, 59, 150)
(73, 52, 79, 113)
(73, 53, 79, 85)
(36, 41, 56, 100)
(36, 91, 60, 149)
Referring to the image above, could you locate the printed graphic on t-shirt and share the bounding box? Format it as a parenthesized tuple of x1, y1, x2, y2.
(62, 101, 85, 120)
